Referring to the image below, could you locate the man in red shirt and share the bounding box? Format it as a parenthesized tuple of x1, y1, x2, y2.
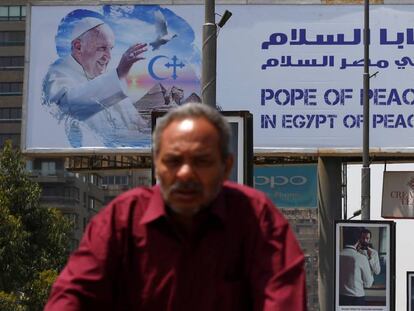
(45, 102, 307, 310)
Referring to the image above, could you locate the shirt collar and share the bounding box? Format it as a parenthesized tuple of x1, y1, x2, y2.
(68, 55, 82, 71)
(344, 245, 357, 250)
(67, 55, 93, 80)
(139, 184, 228, 225)
(140, 185, 167, 225)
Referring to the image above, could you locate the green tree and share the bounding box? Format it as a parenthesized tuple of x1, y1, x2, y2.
(0, 291, 25, 311)
(24, 269, 58, 310)
(0, 141, 72, 310)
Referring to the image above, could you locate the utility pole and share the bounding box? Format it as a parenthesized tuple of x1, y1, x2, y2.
(361, 0, 370, 220)
(202, 0, 217, 108)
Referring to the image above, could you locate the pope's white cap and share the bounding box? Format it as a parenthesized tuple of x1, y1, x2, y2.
(70, 17, 105, 42)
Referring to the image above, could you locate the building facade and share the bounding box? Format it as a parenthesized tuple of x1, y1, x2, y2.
(28, 157, 104, 246)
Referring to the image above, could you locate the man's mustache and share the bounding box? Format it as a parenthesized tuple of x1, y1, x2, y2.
(170, 181, 202, 193)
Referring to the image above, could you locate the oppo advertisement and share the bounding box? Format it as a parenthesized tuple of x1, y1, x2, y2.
(254, 164, 317, 208)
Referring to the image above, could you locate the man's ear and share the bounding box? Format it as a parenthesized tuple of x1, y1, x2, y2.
(72, 39, 82, 53)
(154, 167, 159, 184)
(223, 154, 234, 180)
(153, 155, 161, 185)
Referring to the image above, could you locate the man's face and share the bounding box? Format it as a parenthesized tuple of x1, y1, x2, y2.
(155, 117, 233, 216)
(360, 232, 371, 247)
(78, 25, 114, 79)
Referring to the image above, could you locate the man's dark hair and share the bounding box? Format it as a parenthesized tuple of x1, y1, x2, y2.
(152, 102, 231, 159)
(342, 227, 361, 246)
(360, 227, 371, 237)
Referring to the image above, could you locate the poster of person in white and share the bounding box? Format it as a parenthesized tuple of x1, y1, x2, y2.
(42, 16, 149, 148)
(26, 5, 202, 151)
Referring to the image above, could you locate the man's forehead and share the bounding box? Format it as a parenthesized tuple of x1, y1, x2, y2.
(98, 24, 114, 36)
(165, 117, 215, 132)
(87, 24, 114, 43)
(158, 117, 220, 150)
(176, 119, 195, 132)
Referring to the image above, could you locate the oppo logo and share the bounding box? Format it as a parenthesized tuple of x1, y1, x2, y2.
(254, 175, 308, 188)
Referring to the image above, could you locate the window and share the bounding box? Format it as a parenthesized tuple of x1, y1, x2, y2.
(89, 174, 98, 185)
(97, 174, 102, 186)
(102, 175, 129, 185)
(0, 82, 23, 95)
(0, 31, 25, 46)
(89, 197, 96, 210)
(103, 175, 114, 185)
(64, 187, 79, 200)
(116, 176, 128, 185)
(87, 173, 102, 186)
(41, 186, 59, 197)
(0, 107, 21, 120)
(25, 160, 33, 173)
(41, 161, 56, 176)
(0, 6, 26, 21)
(0, 56, 24, 70)
(88, 197, 103, 211)
(0, 133, 20, 147)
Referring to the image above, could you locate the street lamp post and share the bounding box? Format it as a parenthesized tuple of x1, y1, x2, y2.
(361, 0, 371, 220)
(202, 0, 217, 108)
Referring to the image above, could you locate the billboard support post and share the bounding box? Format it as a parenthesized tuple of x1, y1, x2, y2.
(202, 0, 217, 108)
(361, 0, 371, 220)
(318, 158, 342, 311)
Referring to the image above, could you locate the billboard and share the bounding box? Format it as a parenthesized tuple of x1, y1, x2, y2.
(381, 171, 414, 218)
(25, 5, 203, 153)
(254, 164, 317, 208)
(334, 221, 396, 311)
(24, 5, 414, 154)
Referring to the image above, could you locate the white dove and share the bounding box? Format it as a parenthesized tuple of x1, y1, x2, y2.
(149, 10, 178, 51)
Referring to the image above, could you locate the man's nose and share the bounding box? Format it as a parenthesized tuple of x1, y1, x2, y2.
(176, 163, 195, 180)
(103, 50, 111, 59)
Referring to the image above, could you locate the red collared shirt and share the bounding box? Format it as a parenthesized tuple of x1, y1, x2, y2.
(45, 181, 306, 311)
